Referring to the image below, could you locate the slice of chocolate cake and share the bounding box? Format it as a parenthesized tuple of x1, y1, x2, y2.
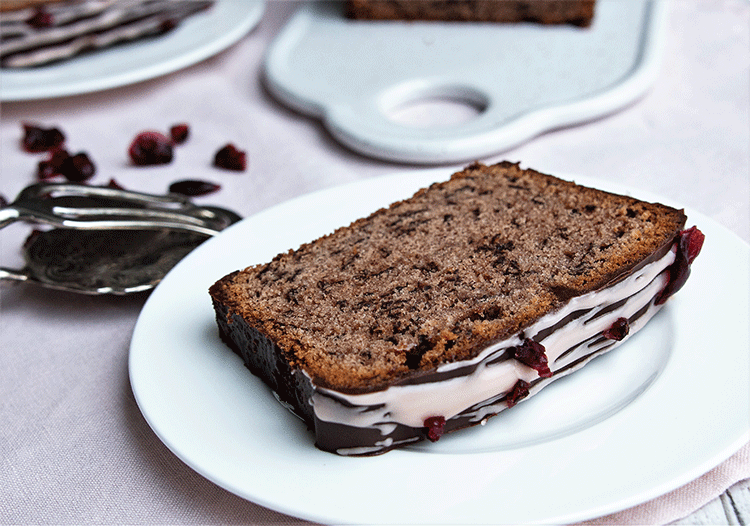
(345, 0, 596, 27)
(209, 162, 703, 456)
(0, 0, 214, 68)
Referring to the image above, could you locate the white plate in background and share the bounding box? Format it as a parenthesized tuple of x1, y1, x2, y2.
(1, 0, 265, 101)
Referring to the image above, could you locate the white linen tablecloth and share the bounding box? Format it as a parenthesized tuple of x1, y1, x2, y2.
(1, 1, 748, 524)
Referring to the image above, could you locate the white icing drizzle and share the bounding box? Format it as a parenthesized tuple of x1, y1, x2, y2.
(310, 247, 677, 452)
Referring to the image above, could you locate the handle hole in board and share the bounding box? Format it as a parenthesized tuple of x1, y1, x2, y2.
(379, 83, 489, 129)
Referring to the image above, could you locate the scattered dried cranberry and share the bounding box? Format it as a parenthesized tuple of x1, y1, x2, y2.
(23, 228, 43, 249)
(107, 178, 126, 190)
(128, 131, 173, 165)
(506, 379, 530, 408)
(169, 179, 220, 197)
(36, 148, 95, 182)
(423, 416, 446, 442)
(170, 124, 189, 145)
(160, 18, 178, 32)
(27, 7, 54, 28)
(656, 226, 705, 305)
(214, 143, 246, 171)
(22, 123, 65, 153)
(603, 317, 630, 341)
(37, 161, 57, 180)
(60, 152, 96, 182)
(511, 339, 552, 378)
(37, 147, 69, 179)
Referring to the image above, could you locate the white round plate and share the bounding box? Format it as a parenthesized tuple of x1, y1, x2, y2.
(1, 0, 265, 101)
(130, 168, 749, 525)
(264, 0, 668, 163)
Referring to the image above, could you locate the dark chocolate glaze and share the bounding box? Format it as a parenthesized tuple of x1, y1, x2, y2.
(532, 307, 591, 342)
(212, 297, 315, 426)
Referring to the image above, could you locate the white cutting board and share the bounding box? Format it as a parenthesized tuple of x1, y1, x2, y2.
(264, 0, 668, 164)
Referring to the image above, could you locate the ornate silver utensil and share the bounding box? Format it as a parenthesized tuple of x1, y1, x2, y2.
(0, 182, 241, 295)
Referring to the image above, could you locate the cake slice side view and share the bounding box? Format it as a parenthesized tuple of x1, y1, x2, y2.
(345, 0, 597, 27)
(209, 162, 703, 456)
(0, 0, 215, 68)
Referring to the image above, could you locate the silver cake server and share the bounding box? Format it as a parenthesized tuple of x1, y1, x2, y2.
(0, 182, 242, 295)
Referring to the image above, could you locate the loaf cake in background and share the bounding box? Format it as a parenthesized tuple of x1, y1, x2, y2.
(210, 161, 703, 455)
(0, 0, 214, 68)
(345, 0, 596, 26)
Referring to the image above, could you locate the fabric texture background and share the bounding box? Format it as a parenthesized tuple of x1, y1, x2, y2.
(1, 1, 748, 524)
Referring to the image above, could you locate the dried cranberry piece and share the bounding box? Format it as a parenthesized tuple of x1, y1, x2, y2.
(603, 317, 630, 341)
(506, 379, 530, 408)
(27, 7, 54, 28)
(423, 416, 446, 442)
(682, 225, 705, 264)
(22, 123, 65, 153)
(23, 228, 43, 249)
(511, 338, 552, 378)
(37, 160, 57, 180)
(37, 147, 70, 179)
(214, 143, 246, 171)
(60, 152, 96, 182)
(107, 178, 126, 190)
(160, 18, 178, 32)
(169, 180, 220, 197)
(656, 226, 705, 305)
(128, 131, 173, 165)
(37, 148, 95, 182)
(170, 124, 189, 145)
